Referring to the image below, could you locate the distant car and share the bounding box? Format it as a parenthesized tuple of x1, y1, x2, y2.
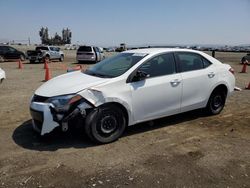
(106, 47, 115, 52)
(76, 46, 105, 63)
(0, 68, 6, 83)
(0, 46, 26, 62)
(27, 46, 64, 63)
(241, 53, 250, 64)
(30, 48, 235, 144)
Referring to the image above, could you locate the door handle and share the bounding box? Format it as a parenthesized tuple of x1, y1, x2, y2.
(170, 79, 181, 87)
(208, 72, 215, 78)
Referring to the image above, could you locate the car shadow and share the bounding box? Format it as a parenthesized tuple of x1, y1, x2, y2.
(12, 110, 204, 151)
(12, 120, 95, 151)
(124, 109, 205, 137)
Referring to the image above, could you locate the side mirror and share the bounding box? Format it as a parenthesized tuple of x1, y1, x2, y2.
(132, 70, 149, 82)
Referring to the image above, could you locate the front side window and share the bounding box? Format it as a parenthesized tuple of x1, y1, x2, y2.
(176, 52, 204, 72)
(84, 53, 147, 78)
(138, 53, 176, 78)
(8, 47, 16, 52)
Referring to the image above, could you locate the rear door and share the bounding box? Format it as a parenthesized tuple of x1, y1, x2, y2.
(129, 53, 182, 122)
(174, 52, 218, 112)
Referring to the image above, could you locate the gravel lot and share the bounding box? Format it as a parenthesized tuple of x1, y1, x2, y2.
(0, 46, 249, 188)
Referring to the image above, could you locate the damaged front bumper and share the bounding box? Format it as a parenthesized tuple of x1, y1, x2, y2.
(30, 100, 93, 135)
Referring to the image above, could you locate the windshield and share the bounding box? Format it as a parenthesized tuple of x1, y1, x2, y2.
(84, 53, 147, 78)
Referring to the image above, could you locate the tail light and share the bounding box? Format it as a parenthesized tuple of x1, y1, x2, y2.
(229, 67, 235, 75)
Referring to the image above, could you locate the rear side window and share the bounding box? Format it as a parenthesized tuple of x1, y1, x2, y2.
(176, 52, 211, 72)
(203, 58, 212, 68)
(78, 46, 92, 52)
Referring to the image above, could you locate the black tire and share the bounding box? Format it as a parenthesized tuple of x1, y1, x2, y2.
(43, 55, 50, 62)
(20, 54, 25, 61)
(59, 55, 64, 62)
(205, 89, 226, 115)
(84, 105, 126, 144)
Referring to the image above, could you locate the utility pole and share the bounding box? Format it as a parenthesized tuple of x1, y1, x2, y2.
(28, 37, 31, 45)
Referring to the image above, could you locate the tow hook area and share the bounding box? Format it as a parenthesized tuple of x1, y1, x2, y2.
(62, 122, 68, 132)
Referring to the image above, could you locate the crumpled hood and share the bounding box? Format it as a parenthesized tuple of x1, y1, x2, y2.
(35, 71, 109, 97)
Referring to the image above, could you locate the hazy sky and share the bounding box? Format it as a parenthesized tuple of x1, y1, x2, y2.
(0, 0, 249, 46)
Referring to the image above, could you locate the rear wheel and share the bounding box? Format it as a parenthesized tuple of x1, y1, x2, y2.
(59, 55, 64, 62)
(85, 105, 126, 144)
(20, 54, 25, 61)
(43, 55, 50, 63)
(205, 89, 226, 115)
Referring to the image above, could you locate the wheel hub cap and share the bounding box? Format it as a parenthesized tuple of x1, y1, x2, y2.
(213, 95, 222, 108)
(100, 115, 117, 134)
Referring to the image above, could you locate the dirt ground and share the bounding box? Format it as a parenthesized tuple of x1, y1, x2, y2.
(0, 46, 249, 188)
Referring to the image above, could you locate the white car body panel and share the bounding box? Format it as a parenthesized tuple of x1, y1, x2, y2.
(36, 71, 110, 97)
(31, 48, 235, 135)
(0, 68, 6, 82)
(30, 102, 59, 135)
(129, 73, 182, 123)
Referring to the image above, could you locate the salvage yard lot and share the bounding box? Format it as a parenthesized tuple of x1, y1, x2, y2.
(0, 47, 250, 187)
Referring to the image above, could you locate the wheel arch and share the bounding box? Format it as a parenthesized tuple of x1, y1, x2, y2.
(97, 102, 129, 127)
(206, 83, 228, 106)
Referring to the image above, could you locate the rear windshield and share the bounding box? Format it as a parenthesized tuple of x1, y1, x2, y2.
(78, 46, 92, 52)
(36, 47, 49, 51)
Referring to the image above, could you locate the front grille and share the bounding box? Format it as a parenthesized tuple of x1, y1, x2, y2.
(32, 95, 49, 102)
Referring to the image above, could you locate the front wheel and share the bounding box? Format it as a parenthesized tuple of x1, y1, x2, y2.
(85, 105, 126, 144)
(205, 89, 226, 115)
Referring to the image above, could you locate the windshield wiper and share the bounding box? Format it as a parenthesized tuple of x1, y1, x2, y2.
(84, 70, 113, 78)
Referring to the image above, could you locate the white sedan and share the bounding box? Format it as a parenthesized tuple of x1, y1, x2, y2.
(0, 68, 6, 83)
(30, 48, 235, 143)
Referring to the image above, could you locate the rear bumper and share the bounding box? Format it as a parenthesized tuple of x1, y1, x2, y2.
(76, 55, 96, 61)
(28, 55, 43, 62)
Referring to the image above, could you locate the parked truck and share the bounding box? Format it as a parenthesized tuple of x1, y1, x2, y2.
(27, 46, 64, 63)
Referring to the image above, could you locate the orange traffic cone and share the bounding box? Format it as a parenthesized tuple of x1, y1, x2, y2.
(245, 82, 250, 90)
(240, 62, 247, 73)
(18, 59, 23, 69)
(44, 67, 51, 81)
(44, 59, 49, 69)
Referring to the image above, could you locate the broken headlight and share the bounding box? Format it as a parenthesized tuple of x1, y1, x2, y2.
(46, 94, 82, 110)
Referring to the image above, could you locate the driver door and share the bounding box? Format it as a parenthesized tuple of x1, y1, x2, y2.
(129, 53, 182, 123)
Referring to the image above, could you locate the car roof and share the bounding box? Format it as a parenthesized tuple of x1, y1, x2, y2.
(124, 48, 203, 55)
(123, 48, 222, 65)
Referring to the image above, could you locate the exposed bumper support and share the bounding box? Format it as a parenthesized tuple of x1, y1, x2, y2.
(30, 101, 93, 135)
